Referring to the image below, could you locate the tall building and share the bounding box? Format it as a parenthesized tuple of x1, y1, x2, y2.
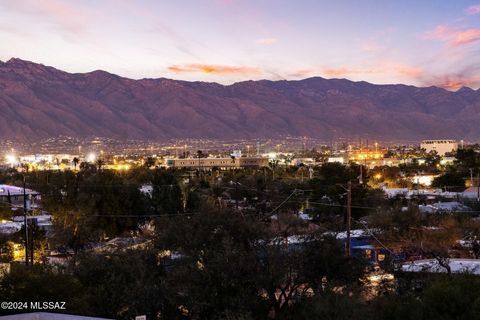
(420, 140, 458, 156)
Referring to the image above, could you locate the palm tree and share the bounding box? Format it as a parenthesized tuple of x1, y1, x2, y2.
(96, 159, 104, 170)
(72, 157, 79, 171)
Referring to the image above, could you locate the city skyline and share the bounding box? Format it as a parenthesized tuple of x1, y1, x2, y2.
(2, 0, 480, 89)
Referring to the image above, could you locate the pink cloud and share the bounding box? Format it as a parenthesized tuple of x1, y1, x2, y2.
(168, 64, 262, 75)
(424, 25, 480, 47)
(466, 4, 480, 15)
(289, 64, 423, 81)
(0, 0, 91, 41)
(289, 69, 315, 77)
(432, 76, 480, 90)
(321, 65, 423, 78)
(451, 29, 480, 46)
(255, 38, 277, 45)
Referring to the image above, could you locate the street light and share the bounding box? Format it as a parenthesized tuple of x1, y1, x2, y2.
(87, 153, 96, 163)
(5, 154, 18, 167)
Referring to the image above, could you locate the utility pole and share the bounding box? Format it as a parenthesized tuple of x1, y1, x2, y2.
(470, 168, 474, 187)
(346, 180, 352, 257)
(29, 222, 34, 264)
(477, 172, 479, 202)
(197, 150, 201, 176)
(23, 176, 29, 266)
(359, 165, 363, 185)
(235, 181, 239, 210)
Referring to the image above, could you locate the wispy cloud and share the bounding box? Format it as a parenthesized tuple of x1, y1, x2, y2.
(426, 74, 480, 90)
(466, 4, 480, 15)
(425, 25, 480, 47)
(419, 62, 480, 90)
(255, 38, 277, 45)
(289, 69, 315, 77)
(168, 64, 262, 75)
(0, 0, 90, 41)
(290, 64, 422, 79)
(324, 66, 422, 78)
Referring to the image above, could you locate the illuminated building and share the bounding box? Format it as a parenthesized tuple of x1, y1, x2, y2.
(348, 150, 384, 162)
(420, 139, 458, 156)
(166, 157, 268, 169)
(327, 156, 345, 164)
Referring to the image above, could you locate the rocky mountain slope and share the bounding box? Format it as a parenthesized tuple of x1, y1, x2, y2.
(1, 58, 479, 142)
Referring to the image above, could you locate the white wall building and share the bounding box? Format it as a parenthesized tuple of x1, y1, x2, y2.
(420, 139, 458, 156)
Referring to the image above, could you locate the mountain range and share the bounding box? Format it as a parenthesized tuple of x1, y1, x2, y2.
(1, 58, 479, 142)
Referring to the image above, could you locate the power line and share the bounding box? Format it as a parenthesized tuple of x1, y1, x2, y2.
(354, 219, 396, 257)
(58, 212, 198, 218)
(307, 201, 377, 210)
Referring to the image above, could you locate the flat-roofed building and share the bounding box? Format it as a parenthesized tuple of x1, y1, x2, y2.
(165, 157, 268, 169)
(0, 184, 41, 208)
(421, 139, 458, 156)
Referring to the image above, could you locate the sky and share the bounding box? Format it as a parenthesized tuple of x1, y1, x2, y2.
(1, 0, 480, 89)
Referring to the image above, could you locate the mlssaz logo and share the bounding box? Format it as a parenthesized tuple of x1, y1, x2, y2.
(30, 302, 66, 310)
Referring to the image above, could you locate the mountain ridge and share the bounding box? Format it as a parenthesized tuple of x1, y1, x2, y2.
(0, 58, 478, 142)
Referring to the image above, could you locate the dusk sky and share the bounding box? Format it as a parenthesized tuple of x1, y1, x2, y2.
(2, 0, 480, 89)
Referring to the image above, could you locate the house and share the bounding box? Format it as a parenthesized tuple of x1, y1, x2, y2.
(382, 187, 408, 198)
(93, 237, 153, 254)
(9, 214, 53, 233)
(440, 156, 456, 166)
(434, 201, 469, 213)
(0, 184, 41, 209)
(401, 259, 480, 275)
(327, 156, 345, 164)
(45, 252, 72, 267)
(462, 186, 480, 199)
(419, 201, 470, 213)
(410, 174, 439, 187)
(139, 184, 153, 197)
(328, 229, 391, 264)
(0, 219, 22, 235)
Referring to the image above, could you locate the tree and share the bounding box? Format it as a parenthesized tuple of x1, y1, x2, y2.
(0, 238, 14, 262)
(455, 148, 480, 171)
(292, 290, 365, 320)
(52, 210, 102, 259)
(96, 159, 104, 171)
(425, 151, 441, 169)
(150, 170, 183, 214)
(144, 157, 156, 169)
(308, 163, 371, 219)
(432, 172, 465, 191)
(74, 251, 168, 320)
(72, 157, 80, 171)
(368, 208, 462, 272)
(0, 265, 87, 316)
(154, 207, 366, 319)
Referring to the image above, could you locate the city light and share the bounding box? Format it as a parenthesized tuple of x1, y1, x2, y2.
(268, 152, 277, 159)
(87, 153, 96, 163)
(5, 154, 18, 166)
